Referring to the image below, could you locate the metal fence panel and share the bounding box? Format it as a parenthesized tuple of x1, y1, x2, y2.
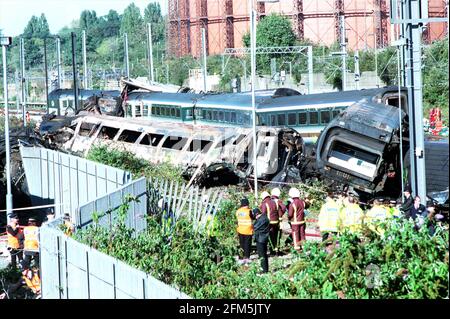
(66, 262, 89, 299)
(20, 146, 132, 219)
(40, 226, 62, 299)
(115, 260, 146, 299)
(88, 275, 115, 299)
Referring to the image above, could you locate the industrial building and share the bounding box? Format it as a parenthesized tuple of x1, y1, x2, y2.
(168, 0, 448, 57)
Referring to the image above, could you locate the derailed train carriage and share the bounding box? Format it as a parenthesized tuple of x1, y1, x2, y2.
(315, 100, 449, 200)
(43, 114, 304, 187)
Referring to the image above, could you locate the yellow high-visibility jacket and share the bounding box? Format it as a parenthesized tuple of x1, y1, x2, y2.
(339, 203, 364, 233)
(23, 226, 39, 251)
(236, 207, 253, 235)
(318, 200, 341, 233)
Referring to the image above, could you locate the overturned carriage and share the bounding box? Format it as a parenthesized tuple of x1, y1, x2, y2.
(42, 114, 304, 187)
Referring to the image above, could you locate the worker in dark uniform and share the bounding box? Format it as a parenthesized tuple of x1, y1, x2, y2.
(6, 214, 23, 268)
(252, 208, 270, 273)
(400, 185, 414, 219)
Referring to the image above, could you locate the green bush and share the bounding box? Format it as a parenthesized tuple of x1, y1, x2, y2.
(74, 194, 449, 298)
(86, 145, 184, 182)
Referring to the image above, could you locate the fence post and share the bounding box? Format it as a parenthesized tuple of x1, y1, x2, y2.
(86, 250, 90, 299)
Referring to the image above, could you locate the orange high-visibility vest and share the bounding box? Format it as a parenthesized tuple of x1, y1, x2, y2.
(23, 272, 41, 294)
(236, 207, 253, 235)
(7, 226, 22, 249)
(23, 226, 39, 251)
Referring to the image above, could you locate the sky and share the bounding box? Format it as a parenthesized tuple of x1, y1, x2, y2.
(0, 0, 167, 37)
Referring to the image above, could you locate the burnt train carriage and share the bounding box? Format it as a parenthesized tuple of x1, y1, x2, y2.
(48, 89, 121, 115)
(58, 114, 303, 185)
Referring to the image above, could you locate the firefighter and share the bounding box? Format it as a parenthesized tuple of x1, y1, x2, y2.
(339, 196, 364, 234)
(6, 214, 23, 268)
(287, 188, 305, 250)
(318, 193, 340, 241)
(23, 218, 40, 268)
(365, 199, 389, 236)
(258, 190, 278, 255)
(236, 198, 253, 264)
(270, 187, 286, 255)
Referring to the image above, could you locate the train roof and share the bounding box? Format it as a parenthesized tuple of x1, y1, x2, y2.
(126, 91, 201, 106)
(48, 89, 121, 99)
(326, 101, 406, 143)
(196, 86, 405, 110)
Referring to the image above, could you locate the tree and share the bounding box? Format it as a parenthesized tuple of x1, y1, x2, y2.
(22, 14, 51, 70)
(242, 14, 296, 74)
(144, 2, 165, 45)
(423, 37, 449, 124)
(120, 3, 146, 76)
(167, 56, 197, 86)
(103, 10, 121, 38)
(376, 47, 397, 86)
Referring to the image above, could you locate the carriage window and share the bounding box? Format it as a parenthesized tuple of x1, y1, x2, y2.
(225, 112, 231, 122)
(233, 134, 246, 145)
(176, 109, 181, 118)
(288, 113, 297, 126)
(206, 110, 212, 120)
(332, 109, 341, 118)
(135, 105, 142, 117)
(188, 139, 213, 153)
(185, 109, 192, 119)
(298, 112, 307, 125)
(320, 110, 331, 124)
(161, 136, 188, 150)
(126, 104, 132, 117)
(242, 113, 251, 125)
(215, 136, 234, 149)
(257, 114, 263, 125)
(63, 100, 68, 108)
(230, 112, 237, 123)
(99, 126, 119, 140)
(277, 114, 286, 126)
(143, 104, 149, 117)
(309, 111, 318, 125)
(270, 114, 276, 126)
(201, 110, 206, 119)
(140, 133, 164, 146)
(170, 108, 176, 117)
(156, 107, 161, 116)
(117, 130, 142, 143)
(151, 107, 156, 115)
(78, 122, 97, 137)
(218, 111, 224, 122)
(212, 111, 218, 121)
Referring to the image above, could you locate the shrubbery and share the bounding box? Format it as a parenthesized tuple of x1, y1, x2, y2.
(86, 145, 184, 183)
(74, 196, 449, 299)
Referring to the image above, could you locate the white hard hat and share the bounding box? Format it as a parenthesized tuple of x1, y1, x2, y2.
(157, 198, 164, 209)
(271, 188, 281, 197)
(288, 188, 300, 198)
(261, 191, 271, 200)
